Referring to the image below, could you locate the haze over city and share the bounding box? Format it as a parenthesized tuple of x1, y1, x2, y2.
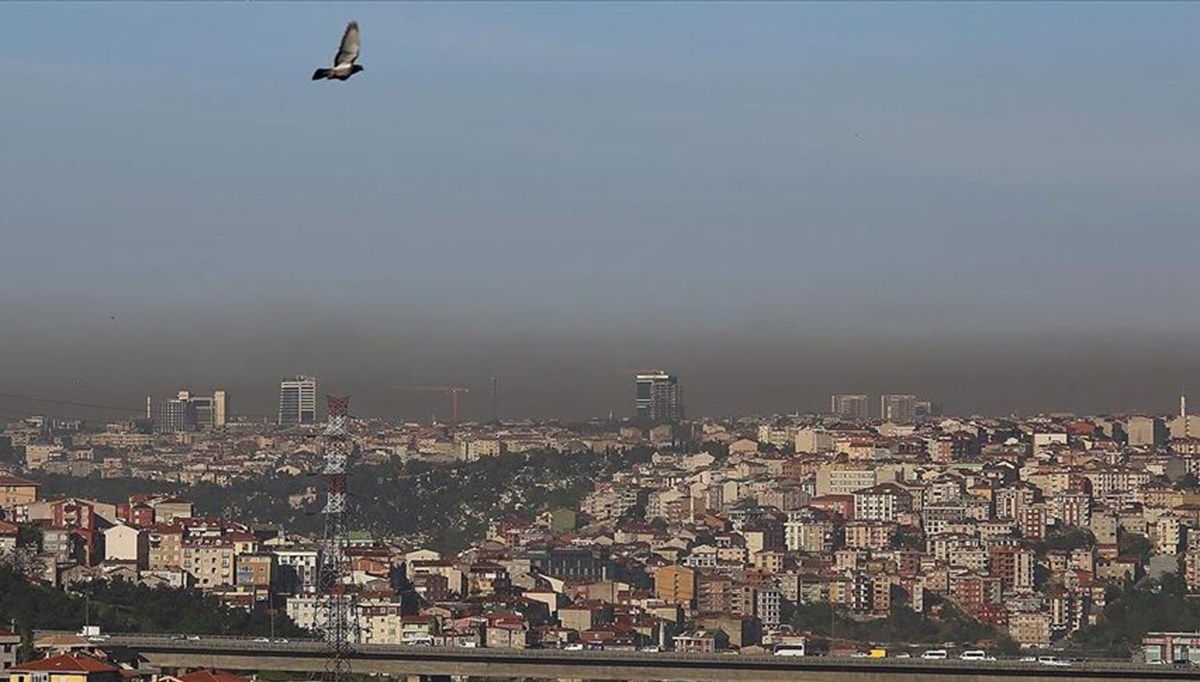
(3, 2, 1200, 419)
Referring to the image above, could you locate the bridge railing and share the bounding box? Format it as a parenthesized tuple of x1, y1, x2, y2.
(37, 630, 1169, 674)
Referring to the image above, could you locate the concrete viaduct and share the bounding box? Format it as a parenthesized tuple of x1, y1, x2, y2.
(83, 634, 1200, 682)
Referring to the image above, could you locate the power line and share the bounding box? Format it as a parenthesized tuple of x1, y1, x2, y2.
(0, 392, 276, 423)
(0, 406, 117, 424)
(0, 410, 56, 424)
(0, 392, 140, 414)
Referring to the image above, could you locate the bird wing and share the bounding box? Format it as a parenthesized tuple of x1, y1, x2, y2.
(333, 21, 360, 66)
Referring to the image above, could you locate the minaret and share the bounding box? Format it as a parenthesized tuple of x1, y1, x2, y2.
(1183, 392, 1189, 439)
(491, 376, 499, 423)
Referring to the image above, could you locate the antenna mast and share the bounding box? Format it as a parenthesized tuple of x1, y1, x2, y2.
(315, 395, 358, 681)
(492, 376, 499, 423)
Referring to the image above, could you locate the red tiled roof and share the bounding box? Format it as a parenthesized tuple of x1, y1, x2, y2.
(175, 669, 252, 682)
(0, 474, 38, 487)
(14, 653, 121, 673)
(148, 523, 184, 533)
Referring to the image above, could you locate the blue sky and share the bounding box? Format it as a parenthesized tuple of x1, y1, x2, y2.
(2, 2, 1199, 417)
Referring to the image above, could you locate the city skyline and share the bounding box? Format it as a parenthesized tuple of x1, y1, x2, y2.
(9, 374, 1200, 426)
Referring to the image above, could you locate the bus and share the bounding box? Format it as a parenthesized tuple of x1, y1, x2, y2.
(773, 642, 806, 657)
(402, 634, 435, 647)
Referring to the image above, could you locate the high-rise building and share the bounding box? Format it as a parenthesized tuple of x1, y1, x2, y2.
(213, 389, 228, 428)
(635, 371, 682, 423)
(1126, 416, 1167, 448)
(830, 394, 869, 420)
(915, 400, 943, 418)
(190, 391, 215, 430)
(279, 375, 318, 426)
(153, 394, 194, 434)
(151, 388, 231, 433)
(880, 394, 918, 423)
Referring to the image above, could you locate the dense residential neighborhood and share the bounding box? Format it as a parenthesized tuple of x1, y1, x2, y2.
(6, 403, 1200, 663)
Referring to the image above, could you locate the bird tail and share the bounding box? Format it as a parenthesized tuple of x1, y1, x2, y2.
(312, 69, 331, 80)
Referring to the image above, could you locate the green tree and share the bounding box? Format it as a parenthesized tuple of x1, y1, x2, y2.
(895, 526, 925, 551)
(0, 564, 305, 637)
(17, 621, 33, 663)
(1041, 526, 1096, 554)
(788, 600, 1005, 647)
(33, 447, 624, 553)
(1118, 533, 1152, 563)
(1069, 574, 1200, 658)
(15, 524, 42, 551)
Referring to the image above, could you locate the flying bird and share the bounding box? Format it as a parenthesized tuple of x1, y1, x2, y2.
(312, 22, 363, 81)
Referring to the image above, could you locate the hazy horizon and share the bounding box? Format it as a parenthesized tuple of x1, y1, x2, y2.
(6, 305, 1200, 421)
(3, 3, 1199, 421)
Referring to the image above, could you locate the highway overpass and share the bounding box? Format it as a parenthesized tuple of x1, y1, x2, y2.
(68, 634, 1200, 682)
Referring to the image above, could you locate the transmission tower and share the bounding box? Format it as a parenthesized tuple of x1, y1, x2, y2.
(314, 395, 359, 682)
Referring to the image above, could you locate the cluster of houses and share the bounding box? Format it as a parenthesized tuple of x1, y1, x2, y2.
(7, 410, 1200, 655)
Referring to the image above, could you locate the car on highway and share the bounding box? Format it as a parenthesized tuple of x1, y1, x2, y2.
(920, 649, 948, 660)
(892, 652, 911, 659)
(563, 643, 584, 651)
(186, 635, 201, 641)
(274, 638, 289, 644)
(960, 650, 996, 661)
(253, 637, 270, 643)
(1037, 656, 1070, 667)
(640, 645, 660, 653)
(849, 652, 869, 658)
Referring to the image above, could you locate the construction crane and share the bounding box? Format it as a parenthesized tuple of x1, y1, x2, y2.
(393, 385, 470, 427)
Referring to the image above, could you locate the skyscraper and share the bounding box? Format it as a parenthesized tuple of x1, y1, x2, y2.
(189, 390, 214, 430)
(151, 388, 231, 433)
(880, 394, 918, 423)
(279, 375, 318, 426)
(830, 394, 869, 420)
(635, 371, 682, 423)
(153, 394, 194, 434)
(213, 389, 228, 428)
(914, 400, 942, 419)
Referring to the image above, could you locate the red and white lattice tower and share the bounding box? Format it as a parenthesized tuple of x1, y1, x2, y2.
(315, 395, 359, 681)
